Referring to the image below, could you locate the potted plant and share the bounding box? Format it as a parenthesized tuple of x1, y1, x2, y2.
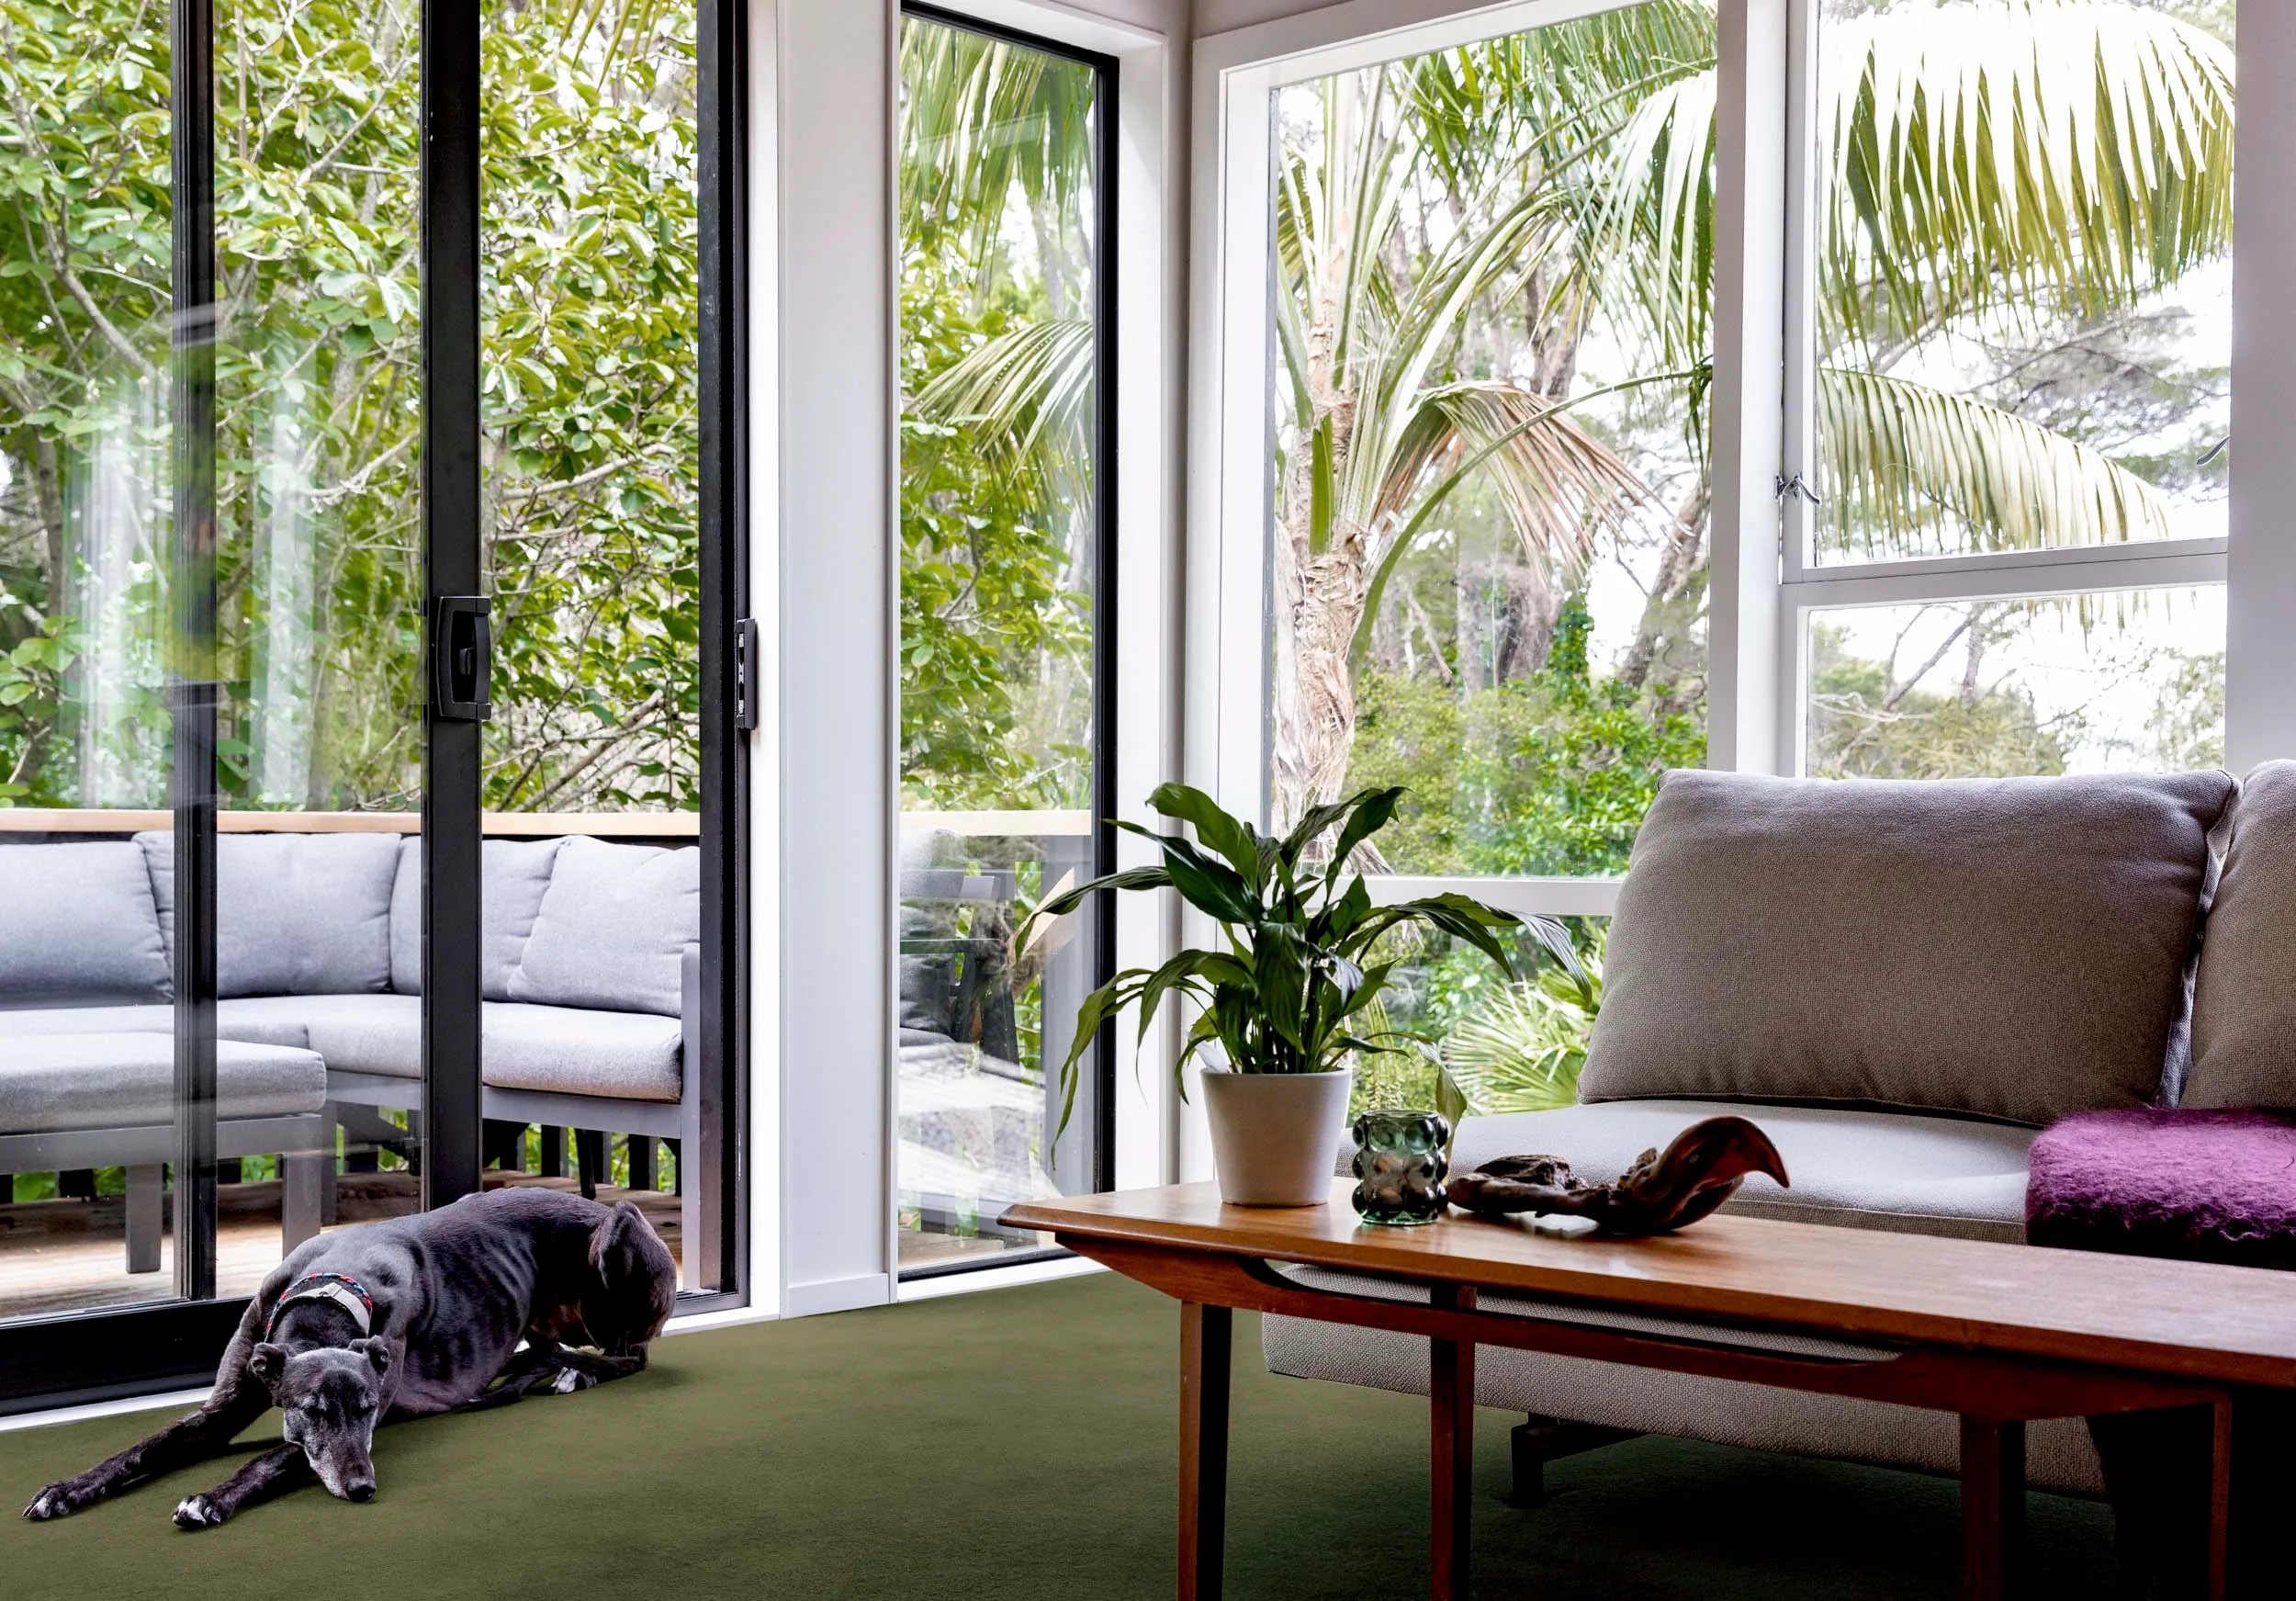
(1028, 784, 1564, 1207)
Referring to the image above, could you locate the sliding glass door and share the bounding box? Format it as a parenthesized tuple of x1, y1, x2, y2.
(0, 0, 746, 1409)
(895, 6, 1114, 1275)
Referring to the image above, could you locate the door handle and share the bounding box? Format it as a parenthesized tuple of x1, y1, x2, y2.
(432, 595, 492, 722)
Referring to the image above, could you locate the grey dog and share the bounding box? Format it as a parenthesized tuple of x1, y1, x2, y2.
(22, 1186, 677, 1529)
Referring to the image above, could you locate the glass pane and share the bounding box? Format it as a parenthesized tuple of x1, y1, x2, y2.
(1269, 2, 1714, 878)
(479, 0, 703, 1280)
(896, 17, 1103, 1273)
(0, 6, 178, 1322)
(1806, 586, 2225, 778)
(1810, 1, 2235, 564)
(210, 0, 426, 1285)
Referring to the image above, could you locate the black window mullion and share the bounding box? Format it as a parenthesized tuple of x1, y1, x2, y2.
(170, 0, 219, 1305)
(695, 0, 748, 1294)
(421, 0, 485, 1208)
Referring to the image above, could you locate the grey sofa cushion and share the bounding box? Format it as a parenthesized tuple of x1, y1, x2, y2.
(388, 836, 567, 999)
(1580, 769, 2234, 1126)
(293, 993, 680, 1102)
(0, 1032, 324, 1133)
(140, 831, 402, 998)
(0, 841, 172, 1004)
(0, 1004, 174, 1038)
(478, 1004, 683, 1102)
(1451, 1100, 2037, 1244)
(2186, 761, 2296, 1108)
(506, 837, 697, 1016)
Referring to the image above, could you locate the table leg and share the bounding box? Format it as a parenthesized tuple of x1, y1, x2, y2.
(1180, 1302, 1232, 1601)
(1431, 1284, 1477, 1601)
(1960, 1415, 2025, 1601)
(2166, 1399, 2232, 1601)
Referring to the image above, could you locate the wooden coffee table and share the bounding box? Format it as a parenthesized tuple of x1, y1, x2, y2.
(1005, 1180, 2296, 1601)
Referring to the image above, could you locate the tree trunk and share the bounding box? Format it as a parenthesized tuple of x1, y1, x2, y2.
(1618, 486, 1710, 693)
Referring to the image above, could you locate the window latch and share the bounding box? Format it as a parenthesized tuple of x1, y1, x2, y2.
(1774, 473, 1821, 506)
(735, 616, 761, 733)
(430, 596, 491, 723)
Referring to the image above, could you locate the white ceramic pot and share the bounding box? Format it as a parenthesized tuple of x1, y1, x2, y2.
(1199, 1066, 1355, 1207)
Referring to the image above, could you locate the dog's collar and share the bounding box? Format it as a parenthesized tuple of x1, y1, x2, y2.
(265, 1274, 377, 1341)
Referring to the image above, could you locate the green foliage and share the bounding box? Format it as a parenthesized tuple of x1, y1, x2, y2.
(1346, 642, 1706, 879)
(0, 0, 700, 814)
(1805, 622, 2073, 780)
(1027, 784, 1547, 1134)
(897, 18, 1096, 810)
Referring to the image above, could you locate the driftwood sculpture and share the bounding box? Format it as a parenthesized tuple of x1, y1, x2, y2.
(1446, 1115, 1789, 1236)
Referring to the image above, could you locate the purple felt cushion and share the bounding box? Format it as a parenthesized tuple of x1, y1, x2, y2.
(2026, 1108, 2296, 1270)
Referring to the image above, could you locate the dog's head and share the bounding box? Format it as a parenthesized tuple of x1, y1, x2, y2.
(249, 1338, 391, 1502)
(586, 1201, 677, 1355)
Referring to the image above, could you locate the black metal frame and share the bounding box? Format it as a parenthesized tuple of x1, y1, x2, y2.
(895, 5, 1121, 1275)
(2, 0, 750, 1411)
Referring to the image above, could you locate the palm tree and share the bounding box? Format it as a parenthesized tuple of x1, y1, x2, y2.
(913, 0, 2234, 827)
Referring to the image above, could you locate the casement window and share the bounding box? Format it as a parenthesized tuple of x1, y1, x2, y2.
(1191, 0, 2269, 1109)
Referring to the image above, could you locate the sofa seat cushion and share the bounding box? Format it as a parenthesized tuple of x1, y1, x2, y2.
(0, 1032, 324, 1133)
(293, 993, 680, 1102)
(2027, 1107, 2296, 1270)
(479, 1005, 682, 1103)
(1455, 1100, 2038, 1244)
(0, 1005, 174, 1038)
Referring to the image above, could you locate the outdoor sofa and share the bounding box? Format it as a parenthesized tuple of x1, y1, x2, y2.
(1271, 764, 2296, 1502)
(0, 829, 706, 1288)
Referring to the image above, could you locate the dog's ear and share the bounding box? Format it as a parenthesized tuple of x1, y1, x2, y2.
(352, 1337, 391, 1376)
(590, 1200, 656, 1291)
(248, 1342, 287, 1387)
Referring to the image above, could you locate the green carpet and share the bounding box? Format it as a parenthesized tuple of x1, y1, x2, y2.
(1, 1273, 2115, 1598)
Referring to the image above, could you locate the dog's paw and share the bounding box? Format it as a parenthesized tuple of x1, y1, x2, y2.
(173, 1494, 227, 1531)
(551, 1368, 597, 1395)
(23, 1482, 87, 1520)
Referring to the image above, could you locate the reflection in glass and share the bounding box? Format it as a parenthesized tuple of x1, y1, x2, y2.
(1811, 1, 2236, 563)
(896, 17, 1102, 1272)
(1267, 3, 1713, 877)
(1806, 587, 2225, 779)
(0, 4, 177, 1322)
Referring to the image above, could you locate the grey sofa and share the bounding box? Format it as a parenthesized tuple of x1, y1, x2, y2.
(0, 829, 705, 1288)
(1269, 766, 2280, 1500)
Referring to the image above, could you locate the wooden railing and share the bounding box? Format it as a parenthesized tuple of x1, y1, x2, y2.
(0, 809, 698, 837)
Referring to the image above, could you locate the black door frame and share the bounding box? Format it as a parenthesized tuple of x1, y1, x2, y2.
(0, 0, 748, 1414)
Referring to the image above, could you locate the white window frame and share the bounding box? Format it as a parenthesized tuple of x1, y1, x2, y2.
(1189, 0, 1779, 933)
(775, 0, 1183, 1313)
(1768, 0, 2234, 777)
(1188, 0, 2296, 954)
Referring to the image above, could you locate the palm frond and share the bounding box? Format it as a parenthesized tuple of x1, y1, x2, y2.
(1824, 0, 2234, 345)
(909, 316, 1093, 467)
(1441, 981, 1590, 1115)
(1818, 365, 2178, 558)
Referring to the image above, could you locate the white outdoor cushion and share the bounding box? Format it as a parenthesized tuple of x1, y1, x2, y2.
(1452, 1100, 2038, 1244)
(507, 837, 697, 1016)
(387, 836, 567, 1000)
(0, 1032, 324, 1133)
(140, 831, 402, 998)
(0, 841, 172, 1005)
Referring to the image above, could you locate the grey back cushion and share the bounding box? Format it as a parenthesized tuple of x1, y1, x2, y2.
(506, 836, 697, 1016)
(139, 831, 402, 998)
(388, 836, 566, 999)
(2186, 761, 2296, 1108)
(1578, 769, 2234, 1127)
(0, 841, 172, 1004)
